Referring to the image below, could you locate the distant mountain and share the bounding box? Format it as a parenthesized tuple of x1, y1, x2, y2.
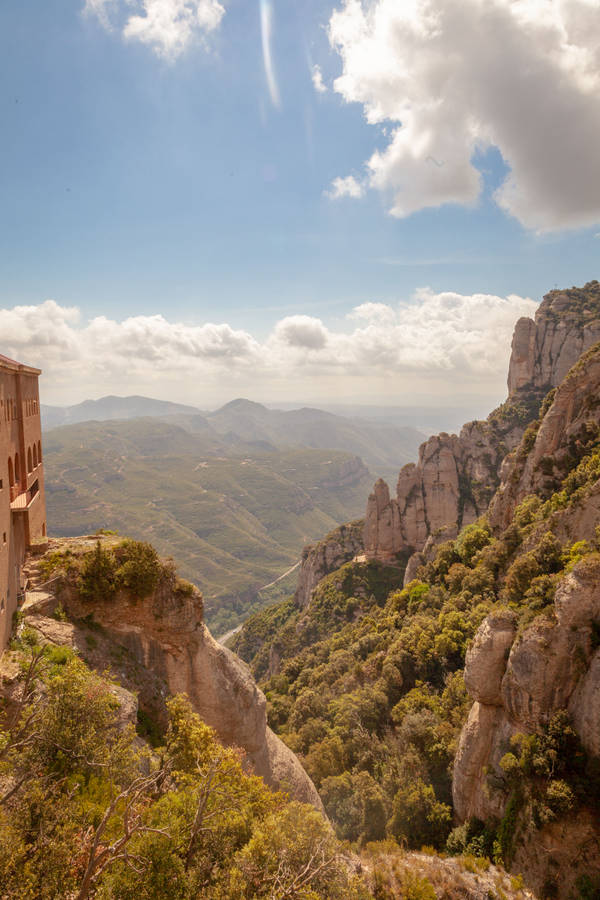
(190, 398, 425, 482)
(42, 395, 201, 430)
(43, 395, 426, 482)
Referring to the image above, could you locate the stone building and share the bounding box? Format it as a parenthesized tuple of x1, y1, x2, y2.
(0, 354, 46, 651)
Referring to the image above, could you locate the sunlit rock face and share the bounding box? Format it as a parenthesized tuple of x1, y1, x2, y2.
(365, 282, 600, 568)
(22, 537, 324, 813)
(507, 282, 600, 394)
(295, 520, 363, 608)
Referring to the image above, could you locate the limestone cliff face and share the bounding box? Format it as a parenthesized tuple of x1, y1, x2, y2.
(294, 520, 363, 608)
(21, 539, 323, 812)
(364, 419, 521, 568)
(507, 281, 600, 394)
(454, 334, 600, 811)
(365, 282, 600, 571)
(452, 331, 600, 895)
(453, 561, 600, 896)
(490, 340, 600, 533)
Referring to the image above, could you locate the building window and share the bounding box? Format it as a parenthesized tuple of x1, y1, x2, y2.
(33, 445, 38, 468)
(2, 533, 5, 544)
(27, 447, 32, 474)
(14, 452, 20, 482)
(8, 457, 13, 487)
(38, 440, 42, 463)
(42, 522, 46, 537)
(0, 478, 3, 489)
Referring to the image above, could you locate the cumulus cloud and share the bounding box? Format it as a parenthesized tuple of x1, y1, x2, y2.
(327, 0, 600, 231)
(273, 315, 329, 350)
(1, 290, 537, 405)
(85, 0, 224, 58)
(326, 174, 365, 199)
(312, 64, 327, 94)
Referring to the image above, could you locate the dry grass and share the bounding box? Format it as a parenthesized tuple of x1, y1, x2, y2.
(361, 843, 535, 900)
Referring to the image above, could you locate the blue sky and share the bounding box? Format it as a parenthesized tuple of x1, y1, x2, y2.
(0, 0, 598, 408)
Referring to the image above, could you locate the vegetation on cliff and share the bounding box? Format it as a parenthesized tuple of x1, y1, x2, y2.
(238, 430, 600, 862)
(0, 636, 367, 899)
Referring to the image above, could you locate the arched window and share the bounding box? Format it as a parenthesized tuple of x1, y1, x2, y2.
(8, 458, 14, 487)
(14, 452, 20, 482)
(38, 440, 42, 463)
(27, 447, 32, 473)
(33, 445, 38, 468)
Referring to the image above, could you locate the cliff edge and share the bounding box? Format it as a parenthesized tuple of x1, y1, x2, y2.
(18, 536, 323, 812)
(364, 282, 600, 572)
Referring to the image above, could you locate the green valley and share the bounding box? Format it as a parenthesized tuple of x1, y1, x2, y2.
(43, 418, 374, 634)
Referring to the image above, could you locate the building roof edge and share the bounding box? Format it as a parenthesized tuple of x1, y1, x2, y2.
(0, 353, 42, 376)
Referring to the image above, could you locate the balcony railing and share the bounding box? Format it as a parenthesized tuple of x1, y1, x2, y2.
(10, 479, 39, 511)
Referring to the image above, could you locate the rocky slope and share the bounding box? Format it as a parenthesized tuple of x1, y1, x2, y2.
(294, 519, 364, 608)
(238, 281, 600, 899)
(364, 282, 600, 572)
(507, 283, 600, 394)
(452, 340, 600, 897)
(18, 536, 323, 811)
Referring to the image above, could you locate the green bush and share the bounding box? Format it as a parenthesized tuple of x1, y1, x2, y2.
(79, 541, 117, 602)
(114, 539, 163, 598)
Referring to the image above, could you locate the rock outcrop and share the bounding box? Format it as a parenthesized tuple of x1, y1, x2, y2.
(365, 282, 600, 571)
(463, 612, 517, 707)
(20, 538, 323, 812)
(490, 340, 600, 532)
(364, 418, 523, 568)
(455, 573, 596, 806)
(453, 561, 600, 895)
(450, 302, 600, 896)
(294, 520, 363, 608)
(507, 281, 600, 394)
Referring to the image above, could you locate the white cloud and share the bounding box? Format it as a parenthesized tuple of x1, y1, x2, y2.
(85, 0, 224, 58)
(326, 174, 365, 199)
(327, 0, 600, 231)
(1, 290, 537, 405)
(273, 315, 329, 350)
(312, 64, 327, 94)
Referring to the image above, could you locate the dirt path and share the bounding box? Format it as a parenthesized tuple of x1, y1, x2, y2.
(217, 560, 301, 645)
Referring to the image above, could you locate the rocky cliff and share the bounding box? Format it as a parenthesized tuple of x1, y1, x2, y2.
(19, 537, 323, 812)
(294, 519, 364, 608)
(453, 560, 600, 898)
(452, 337, 600, 897)
(507, 282, 600, 394)
(364, 282, 600, 573)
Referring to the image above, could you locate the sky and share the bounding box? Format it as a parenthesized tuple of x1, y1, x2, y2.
(0, 0, 598, 412)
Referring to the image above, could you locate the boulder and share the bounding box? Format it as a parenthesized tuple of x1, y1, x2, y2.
(464, 613, 516, 706)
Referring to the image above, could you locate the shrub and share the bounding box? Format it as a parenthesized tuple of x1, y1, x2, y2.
(544, 779, 575, 816)
(79, 541, 117, 602)
(115, 540, 162, 598)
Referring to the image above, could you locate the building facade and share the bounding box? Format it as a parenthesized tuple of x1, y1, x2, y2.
(0, 354, 46, 651)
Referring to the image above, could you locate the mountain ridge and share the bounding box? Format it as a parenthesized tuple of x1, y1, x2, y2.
(233, 280, 600, 898)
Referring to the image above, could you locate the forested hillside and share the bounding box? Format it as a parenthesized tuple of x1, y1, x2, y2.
(233, 284, 600, 898)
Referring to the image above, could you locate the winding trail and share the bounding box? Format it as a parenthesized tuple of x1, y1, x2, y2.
(217, 560, 301, 644)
